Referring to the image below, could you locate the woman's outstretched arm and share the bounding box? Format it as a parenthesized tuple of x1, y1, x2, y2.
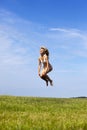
(38, 58, 41, 76)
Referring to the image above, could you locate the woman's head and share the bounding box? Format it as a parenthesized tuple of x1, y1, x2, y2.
(40, 46, 49, 56)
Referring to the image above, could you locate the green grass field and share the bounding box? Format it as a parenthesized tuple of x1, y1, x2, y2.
(0, 95, 87, 130)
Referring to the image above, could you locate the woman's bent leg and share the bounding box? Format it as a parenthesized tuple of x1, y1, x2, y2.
(40, 75, 48, 86)
(40, 69, 53, 86)
(45, 75, 53, 86)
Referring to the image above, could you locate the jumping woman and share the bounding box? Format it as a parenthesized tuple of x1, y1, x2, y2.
(38, 46, 53, 86)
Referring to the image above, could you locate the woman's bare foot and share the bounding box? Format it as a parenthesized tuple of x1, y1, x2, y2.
(46, 80, 48, 86)
(50, 80, 53, 86)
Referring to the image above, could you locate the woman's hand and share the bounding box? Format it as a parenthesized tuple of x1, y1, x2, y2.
(38, 72, 41, 77)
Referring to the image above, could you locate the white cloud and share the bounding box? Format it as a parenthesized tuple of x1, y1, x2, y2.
(49, 27, 82, 38)
(49, 27, 87, 57)
(0, 10, 37, 67)
(50, 27, 87, 41)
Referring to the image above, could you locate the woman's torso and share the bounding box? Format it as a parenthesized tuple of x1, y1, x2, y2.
(40, 54, 52, 69)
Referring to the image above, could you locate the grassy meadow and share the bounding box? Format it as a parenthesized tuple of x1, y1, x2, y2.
(0, 95, 87, 130)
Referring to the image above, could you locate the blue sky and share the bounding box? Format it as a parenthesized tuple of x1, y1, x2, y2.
(0, 0, 87, 98)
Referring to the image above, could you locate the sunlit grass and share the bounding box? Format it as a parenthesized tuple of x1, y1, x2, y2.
(0, 95, 87, 130)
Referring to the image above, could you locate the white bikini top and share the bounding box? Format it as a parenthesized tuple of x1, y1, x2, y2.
(40, 54, 47, 63)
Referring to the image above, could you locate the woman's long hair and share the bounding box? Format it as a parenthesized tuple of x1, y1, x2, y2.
(40, 46, 49, 57)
